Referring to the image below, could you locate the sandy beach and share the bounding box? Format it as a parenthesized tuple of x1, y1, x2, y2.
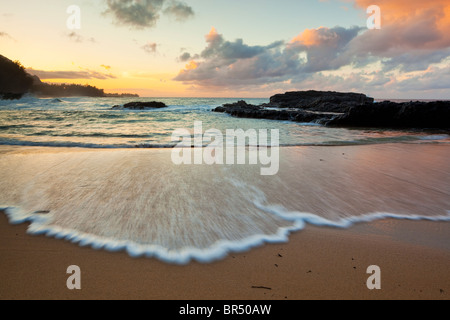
(0, 144, 449, 300)
(2, 0, 450, 303)
(1, 212, 449, 300)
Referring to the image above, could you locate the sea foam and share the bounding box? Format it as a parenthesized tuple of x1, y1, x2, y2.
(1, 146, 449, 264)
(2, 204, 450, 265)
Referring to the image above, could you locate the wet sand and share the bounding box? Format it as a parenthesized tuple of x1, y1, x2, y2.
(1, 212, 449, 300)
(0, 144, 449, 300)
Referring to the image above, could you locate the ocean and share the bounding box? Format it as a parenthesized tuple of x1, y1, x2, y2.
(0, 96, 449, 264)
(1, 96, 449, 148)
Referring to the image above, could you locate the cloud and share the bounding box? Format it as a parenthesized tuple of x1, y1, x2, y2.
(289, 26, 363, 72)
(178, 52, 192, 62)
(67, 32, 96, 43)
(395, 65, 450, 91)
(104, 0, 194, 29)
(142, 42, 158, 54)
(173, 27, 359, 88)
(199, 27, 285, 61)
(100, 65, 112, 70)
(0, 31, 15, 41)
(27, 68, 116, 80)
(164, 1, 194, 21)
(381, 49, 450, 72)
(173, 0, 450, 97)
(355, 0, 450, 47)
(346, 0, 450, 71)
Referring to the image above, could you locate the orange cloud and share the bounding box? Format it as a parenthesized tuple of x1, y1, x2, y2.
(206, 27, 218, 40)
(291, 27, 340, 47)
(185, 60, 198, 70)
(354, 0, 450, 48)
(355, 0, 448, 19)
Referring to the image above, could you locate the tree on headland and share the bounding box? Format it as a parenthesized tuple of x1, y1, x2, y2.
(0, 55, 34, 99)
(0, 54, 138, 99)
(31, 82, 105, 98)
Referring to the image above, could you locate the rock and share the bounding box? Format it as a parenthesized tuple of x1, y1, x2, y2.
(214, 102, 294, 121)
(212, 91, 450, 129)
(224, 100, 254, 108)
(213, 106, 227, 113)
(112, 101, 168, 110)
(123, 101, 168, 109)
(213, 99, 342, 124)
(213, 100, 263, 117)
(268, 90, 374, 112)
(327, 100, 450, 129)
(293, 110, 340, 124)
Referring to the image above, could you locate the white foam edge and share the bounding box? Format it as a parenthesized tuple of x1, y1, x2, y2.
(256, 201, 450, 227)
(2, 204, 450, 265)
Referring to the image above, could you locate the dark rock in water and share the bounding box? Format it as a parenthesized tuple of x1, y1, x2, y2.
(293, 110, 341, 124)
(112, 101, 168, 110)
(327, 100, 450, 129)
(213, 106, 227, 113)
(212, 92, 370, 122)
(212, 91, 450, 129)
(213, 98, 343, 124)
(267, 90, 374, 112)
(124, 101, 167, 109)
(218, 100, 262, 112)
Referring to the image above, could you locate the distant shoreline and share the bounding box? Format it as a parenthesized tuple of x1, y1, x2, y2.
(0, 54, 140, 100)
(4, 95, 450, 102)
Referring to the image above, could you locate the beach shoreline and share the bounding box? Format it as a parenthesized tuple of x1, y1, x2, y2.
(1, 211, 449, 300)
(0, 144, 449, 300)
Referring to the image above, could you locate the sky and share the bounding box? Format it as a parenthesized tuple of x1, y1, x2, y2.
(1, 0, 450, 98)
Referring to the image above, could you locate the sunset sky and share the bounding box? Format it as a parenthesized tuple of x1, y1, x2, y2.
(1, 0, 450, 98)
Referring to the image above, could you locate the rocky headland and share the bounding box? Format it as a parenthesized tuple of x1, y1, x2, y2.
(0, 54, 140, 99)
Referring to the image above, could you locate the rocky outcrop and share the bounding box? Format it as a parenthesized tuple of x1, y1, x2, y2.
(213, 100, 341, 124)
(213, 92, 450, 129)
(326, 100, 450, 129)
(267, 90, 374, 113)
(112, 101, 168, 110)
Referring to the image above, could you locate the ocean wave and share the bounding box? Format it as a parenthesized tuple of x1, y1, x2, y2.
(0, 134, 447, 149)
(1, 143, 449, 264)
(2, 205, 449, 265)
(2, 96, 449, 149)
(420, 134, 450, 141)
(25, 131, 156, 139)
(0, 139, 175, 149)
(0, 124, 36, 130)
